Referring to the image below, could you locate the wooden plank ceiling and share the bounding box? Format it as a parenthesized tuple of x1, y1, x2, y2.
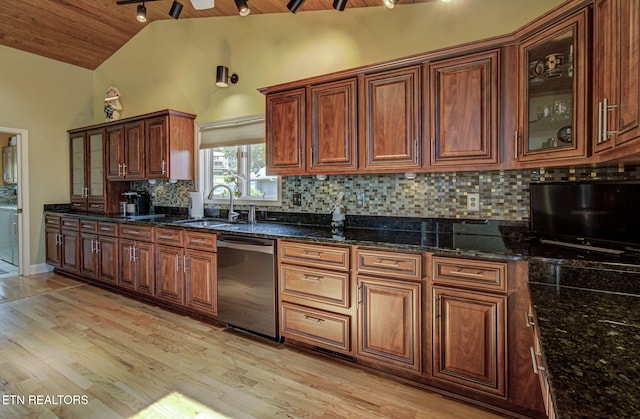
(0, 0, 436, 70)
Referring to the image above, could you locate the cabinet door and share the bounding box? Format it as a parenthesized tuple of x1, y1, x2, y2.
(135, 241, 155, 296)
(362, 66, 421, 171)
(517, 9, 589, 163)
(118, 239, 136, 290)
(309, 79, 358, 173)
(61, 230, 80, 273)
(45, 228, 61, 267)
(105, 125, 124, 180)
(428, 51, 500, 167)
(432, 286, 506, 397)
(80, 233, 98, 279)
(357, 276, 421, 372)
(86, 129, 104, 206)
(123, 120, 145, 179)
(266, 88, 306, 175)
(70, 132, 87, 208)
(98, 236, 118, 285)
(185, 249, 217, 315)
(593, 0, 640, 152)
(145, 116, 169, 179)
(155, 245, 184, 303)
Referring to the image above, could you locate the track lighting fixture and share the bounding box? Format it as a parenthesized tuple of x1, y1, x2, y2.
(216, 66, 239, 87)
(136, 3, 147, 22)
(333, 0, 347, 11)
(287, 0, 306, 13)
(169, 1, 183, 19)
(383, 0, 398, 9)
(234, 0, 250, 16)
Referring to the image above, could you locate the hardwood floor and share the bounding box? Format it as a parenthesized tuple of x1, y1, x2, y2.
(0, 273, 502, 418)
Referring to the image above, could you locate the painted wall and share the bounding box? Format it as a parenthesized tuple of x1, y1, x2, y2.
(0, 45, 93, 267)
(93, 0, 563, 123)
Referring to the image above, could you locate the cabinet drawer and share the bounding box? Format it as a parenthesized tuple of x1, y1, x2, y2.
(156, 227, 184, 247)
(119, 224, 153, 241)
(79, 220, 98, 234)
(87, 202, 105, 212)
(70, 201, 87, 211)
(97, 222, 118, 237)
(281, 302, 351, 353)
(280, 241, 350, 271)
(431, 256, 507, 292)
(356, 249, 422, 280)
(45, 214, 61, 228)
(185, 231, 216, 252)
(280, 266, 350, 308)
(61, 217, 80, 231)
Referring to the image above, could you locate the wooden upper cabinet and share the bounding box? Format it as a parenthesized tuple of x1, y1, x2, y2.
(516, 8, 589, 164)
(309, 78, 358, 173)
(69, 128, 105, 213)
(361, 66, 421, 171)
(106, 121, 144, 180)
(145, 112, 195, 180)
(427, 50, 500, 167)
(123, 120, 145, 180)
(266, 88, 306, 175)
(593, 0, 640, 155)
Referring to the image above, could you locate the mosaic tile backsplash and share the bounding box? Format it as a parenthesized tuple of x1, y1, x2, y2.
(132, 164, 640, 222)
(0, 185, 18, 204)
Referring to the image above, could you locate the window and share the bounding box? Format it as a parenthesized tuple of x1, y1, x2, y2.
(198, 114, 280, 205)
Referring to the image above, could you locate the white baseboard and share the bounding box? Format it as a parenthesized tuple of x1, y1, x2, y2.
(29, 263, 54, 275)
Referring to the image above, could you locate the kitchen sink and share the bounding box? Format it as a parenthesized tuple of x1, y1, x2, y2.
(172, 218, 237, 228)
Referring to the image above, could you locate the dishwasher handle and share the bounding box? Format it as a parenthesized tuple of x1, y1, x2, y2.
(217, 235, 274, 255)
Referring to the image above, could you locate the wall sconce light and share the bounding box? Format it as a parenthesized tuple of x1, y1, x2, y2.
(287, 0, 306, 13)
(136, 3, 147, 22)
(404, 172, 417, 180)
(316, 174, 328, 181)
(216, 66, 239, 87)
(234, 0, 250, 16)
(169, 0, 183, 18)
(383, 0, 398, 9)
(333, 0, 348, 11)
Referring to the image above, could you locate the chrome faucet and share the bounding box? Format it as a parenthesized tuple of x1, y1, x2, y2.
(208, 184, 239, 223)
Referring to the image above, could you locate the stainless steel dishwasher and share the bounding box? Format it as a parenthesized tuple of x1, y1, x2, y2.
(216, 235, 279, 340)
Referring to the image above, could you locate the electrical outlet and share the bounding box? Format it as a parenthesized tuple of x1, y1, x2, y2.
(292, 192, 302, 206)
(467, 193, 480, 211)
(356, 192, 365, 208)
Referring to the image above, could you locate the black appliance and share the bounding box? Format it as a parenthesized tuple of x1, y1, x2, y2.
(122, 191, 151, 215)
(530, 181, 640, 250)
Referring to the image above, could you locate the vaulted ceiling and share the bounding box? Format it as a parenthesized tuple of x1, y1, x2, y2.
(0, 0, 437, 70)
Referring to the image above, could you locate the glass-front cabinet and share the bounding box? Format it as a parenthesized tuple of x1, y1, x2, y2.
(517, 9, 589, 163)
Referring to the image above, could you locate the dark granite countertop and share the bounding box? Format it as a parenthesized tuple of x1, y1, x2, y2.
(44, 206, 640, 417)
(528, 261, 640, 418)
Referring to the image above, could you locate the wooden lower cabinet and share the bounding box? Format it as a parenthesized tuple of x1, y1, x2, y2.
(61, 228, 80, 273)
(357, 275, 422, 372)
(184, 249, 217, 315)
(155, 245, 185, 304)
(431, 286, 506, 397)
(119, 239, 155, 295)
(45, 227, 62, 267)
(97, 235, 118, 285)
(278, 240, 353, 355)
(80, 233, 99, 279)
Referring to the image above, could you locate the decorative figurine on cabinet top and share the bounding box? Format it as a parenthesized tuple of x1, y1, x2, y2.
(331, 191, 346, 234)
(104, 86, 122, 121)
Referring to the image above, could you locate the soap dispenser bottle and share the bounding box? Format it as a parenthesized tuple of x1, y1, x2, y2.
(331, 192, 346, 233)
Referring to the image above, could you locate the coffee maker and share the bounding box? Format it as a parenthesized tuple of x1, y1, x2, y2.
(121, 191, 151, 216)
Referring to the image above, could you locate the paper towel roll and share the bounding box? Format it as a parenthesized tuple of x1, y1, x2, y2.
(189, 191, 204, 218)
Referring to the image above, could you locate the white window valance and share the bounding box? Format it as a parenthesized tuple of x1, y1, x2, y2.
(198, 113, 265, 149)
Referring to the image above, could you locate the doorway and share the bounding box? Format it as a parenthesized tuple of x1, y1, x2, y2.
(0, 127, 30, 277)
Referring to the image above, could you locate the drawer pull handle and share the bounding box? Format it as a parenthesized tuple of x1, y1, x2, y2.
(82, 224, 93, 228)
(302, 250, 323, 258)
(158, 235, 176, 240)
(100, 227, 112, 231)
(190, 239, 206, 244)
(302, 315, 323, 323)
(451, 269, 484, 278)
(300, 275, 322, 282)
(525, 311, 535, 327)
(530, 347, 546, 374)
(125, 230, 140, 235)
(372, 258, 400, 267)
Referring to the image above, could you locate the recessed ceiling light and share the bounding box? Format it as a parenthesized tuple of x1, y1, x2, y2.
(190, 0, 215, 9)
